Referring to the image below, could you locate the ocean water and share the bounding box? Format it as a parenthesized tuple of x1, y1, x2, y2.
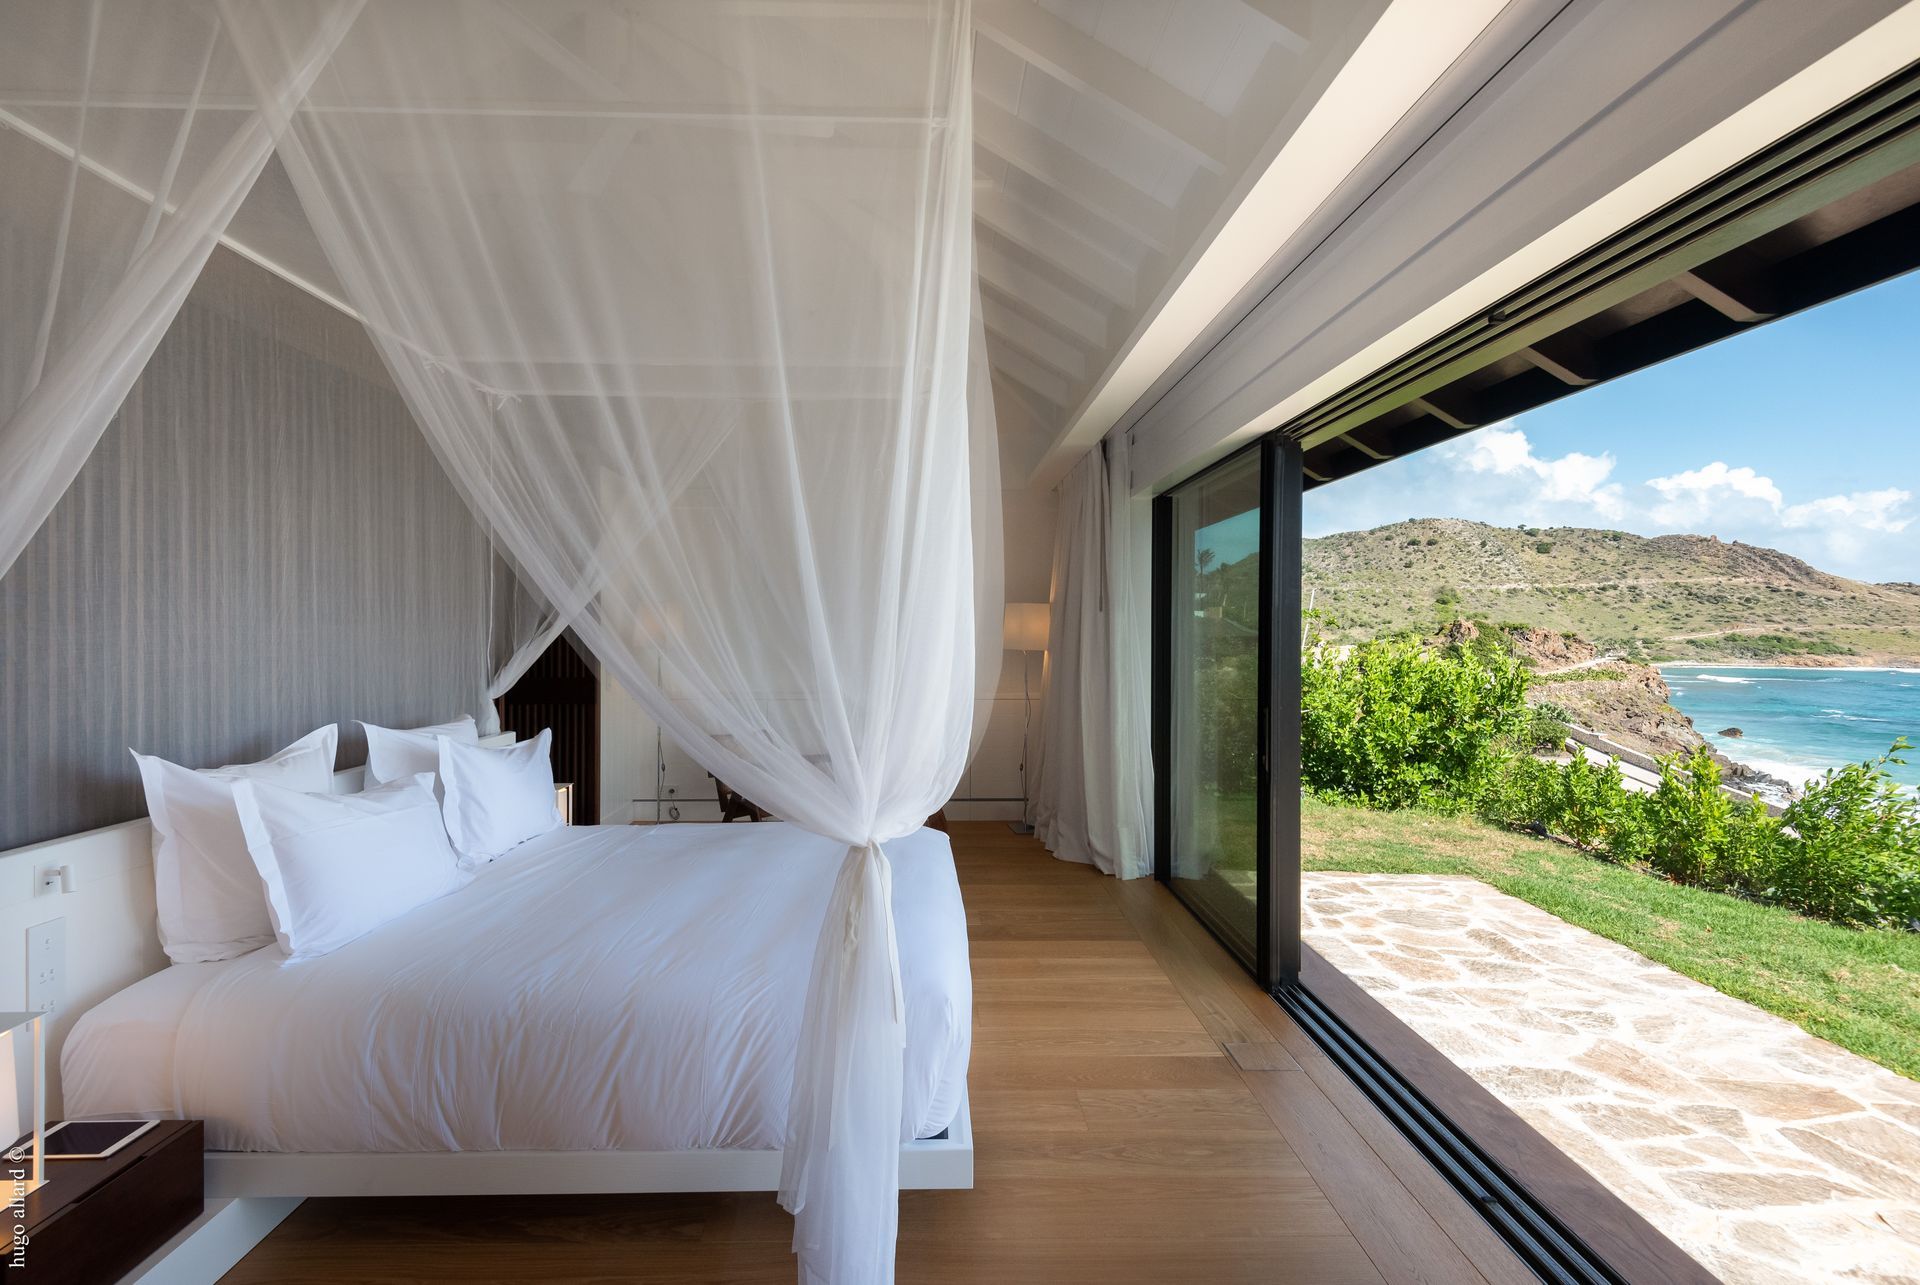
(1660, 665, 1920, 791)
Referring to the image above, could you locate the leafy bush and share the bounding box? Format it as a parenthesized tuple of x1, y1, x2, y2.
(1474, 754, 1561, 832)
(1297, 634, 1919, 929)
(1480, 744, 1917, 929)
(1556, 753, 1631, 850)
(1639, 750, 1737, 886)
(1301, 635, 1529, 811)
(1772, 741, 1920, 927)
(1523, 700, 1574, 751)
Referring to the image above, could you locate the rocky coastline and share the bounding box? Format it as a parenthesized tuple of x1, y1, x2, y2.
(1451, 623, 1798, 800)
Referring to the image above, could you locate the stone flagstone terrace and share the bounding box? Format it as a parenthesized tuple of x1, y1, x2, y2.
(1302, 871, 1920, 1285)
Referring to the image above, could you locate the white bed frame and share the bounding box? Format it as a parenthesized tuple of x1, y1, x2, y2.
(0, 740, 973, 1282)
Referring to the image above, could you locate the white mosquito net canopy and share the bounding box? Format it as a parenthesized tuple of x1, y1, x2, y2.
(3, 2, 999, 1281)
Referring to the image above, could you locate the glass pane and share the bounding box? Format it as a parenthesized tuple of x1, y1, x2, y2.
(1167, 448, 1262, 963)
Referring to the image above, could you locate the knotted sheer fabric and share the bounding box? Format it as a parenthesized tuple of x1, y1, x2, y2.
(218, 4, 995, 1281)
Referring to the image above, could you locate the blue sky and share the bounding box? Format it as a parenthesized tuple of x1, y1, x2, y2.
(1304, 268, 1920, 583)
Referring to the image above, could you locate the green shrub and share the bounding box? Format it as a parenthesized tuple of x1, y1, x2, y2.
(1300, 638, 1919, 929)
(1473, 754, 1561, 831)
(1523, 700, 1573, 750)
(1556, 753, 1629, 849)
(1773, 741, 1920, 927)
(1301, 634, 1529, 811)
(1642, 750, 1738, 886)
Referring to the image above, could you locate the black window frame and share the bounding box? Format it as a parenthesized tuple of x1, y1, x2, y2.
(1151, 433, 1304, 991)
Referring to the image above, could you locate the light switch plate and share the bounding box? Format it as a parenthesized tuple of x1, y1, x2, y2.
(27, 918, 64, 1014)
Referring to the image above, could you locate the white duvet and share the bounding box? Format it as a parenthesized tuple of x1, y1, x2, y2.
(63, 823, 972, 1153)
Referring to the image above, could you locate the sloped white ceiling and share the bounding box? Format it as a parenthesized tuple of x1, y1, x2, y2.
(970, 0, 1389, 479)
(1, 0, 1398, 483)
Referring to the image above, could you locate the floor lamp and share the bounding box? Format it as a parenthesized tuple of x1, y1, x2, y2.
(1003, 602, 1050, 835)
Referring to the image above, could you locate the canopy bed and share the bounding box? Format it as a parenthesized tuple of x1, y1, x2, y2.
(0, 1, 997, 1281)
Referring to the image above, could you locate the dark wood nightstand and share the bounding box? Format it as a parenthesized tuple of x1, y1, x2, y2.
(7, 1119, 202, 1284)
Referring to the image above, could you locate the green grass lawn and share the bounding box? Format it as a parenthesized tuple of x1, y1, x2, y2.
(1301, 796, 1920, 1081)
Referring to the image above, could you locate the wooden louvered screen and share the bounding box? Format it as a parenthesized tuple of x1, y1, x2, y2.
(497, 633, 600, 824)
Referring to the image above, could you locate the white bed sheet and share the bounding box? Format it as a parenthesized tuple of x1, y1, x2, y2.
(63, 822, 971, 1153)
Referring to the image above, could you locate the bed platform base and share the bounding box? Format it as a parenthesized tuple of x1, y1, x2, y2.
(126, 1101, 970, 1281)
(204, 1094, 974, 1197)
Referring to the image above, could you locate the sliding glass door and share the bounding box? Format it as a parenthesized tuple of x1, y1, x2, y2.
(1158, 446, 1264, 966)
(1155, 437, 1302, 987)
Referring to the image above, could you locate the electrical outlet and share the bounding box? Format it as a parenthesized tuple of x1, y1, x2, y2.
(26, 918, 64, 1015)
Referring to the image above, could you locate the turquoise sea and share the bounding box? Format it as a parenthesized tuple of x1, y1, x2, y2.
(1661, 665, 1920, 791)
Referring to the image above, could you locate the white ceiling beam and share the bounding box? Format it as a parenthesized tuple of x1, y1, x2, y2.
(988, 373, 1060, 478)
(977, 276, 1103, 354)
(1237, 0, 1313, 53)
(1023, 0, 1516, 490)
(454, 358, 918, 399)
(974, 0, 1235, 173)
(983, 331, 1074, 407)
(975, 239, 1113, 350)
(485, 0, 671, 196)
(980, 296, 1089, 382)
(0, 89, 930, 126)
(973, 184, 1138, 308)
(703, 1, 925, 15)
(991, 368, 1064, 427)
(972, 99, 1182, 252)
(983, 319, 1080, 390)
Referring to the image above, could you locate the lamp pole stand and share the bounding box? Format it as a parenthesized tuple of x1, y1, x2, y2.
(1009, 648, 1035, 835)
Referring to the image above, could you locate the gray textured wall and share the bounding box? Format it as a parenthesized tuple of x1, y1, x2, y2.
(0, 247, 492, 850)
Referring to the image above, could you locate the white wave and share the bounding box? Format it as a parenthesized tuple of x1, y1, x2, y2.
(1730, 754, 1825, 792)
(1687, 674, 1754, 685)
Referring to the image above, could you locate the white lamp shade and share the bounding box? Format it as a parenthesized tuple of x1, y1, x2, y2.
(1003, 602, 1051, 652)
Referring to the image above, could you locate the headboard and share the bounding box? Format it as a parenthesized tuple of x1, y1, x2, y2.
(0, 733, 515, 1115)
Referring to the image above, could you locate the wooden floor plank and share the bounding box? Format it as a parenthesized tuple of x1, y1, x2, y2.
(1103, 862, 1533, 1285)
(221, 822, 1525, 1284)
(1227, 1040, 1303, 1072)
(1241, 1068, 1496, 1285)
(1270, 1013, 1545, 1285)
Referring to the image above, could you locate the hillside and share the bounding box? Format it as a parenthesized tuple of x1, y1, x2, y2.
(1302, 518, 1920, 664)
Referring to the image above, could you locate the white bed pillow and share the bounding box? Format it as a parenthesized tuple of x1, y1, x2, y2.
(439, 728, 561, 867)
(361, 715, 479, 792)
(231, 773, 467, 961)
(131, 725, 339, 963)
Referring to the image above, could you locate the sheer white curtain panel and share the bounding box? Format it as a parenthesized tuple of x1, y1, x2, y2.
(218, 4, 994, 1281)
(0, 0, 356, 581)
(1029, 435, 1155, 879)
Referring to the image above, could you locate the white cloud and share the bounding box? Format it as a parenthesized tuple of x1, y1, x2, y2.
(1782, 488, 1913, 534)
(1645, 462, 1783, 525)
(1305, 425, 1918, 581)
(1636, 463, 1914, 573)
(1450, 424, 1627, 518)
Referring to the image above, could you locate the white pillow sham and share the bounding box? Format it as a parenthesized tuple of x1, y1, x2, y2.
(439, 728, 561, 867)
(231, 772, 467, 961)
(131, 725, 339, 964)
(361, 715, 480, 791)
